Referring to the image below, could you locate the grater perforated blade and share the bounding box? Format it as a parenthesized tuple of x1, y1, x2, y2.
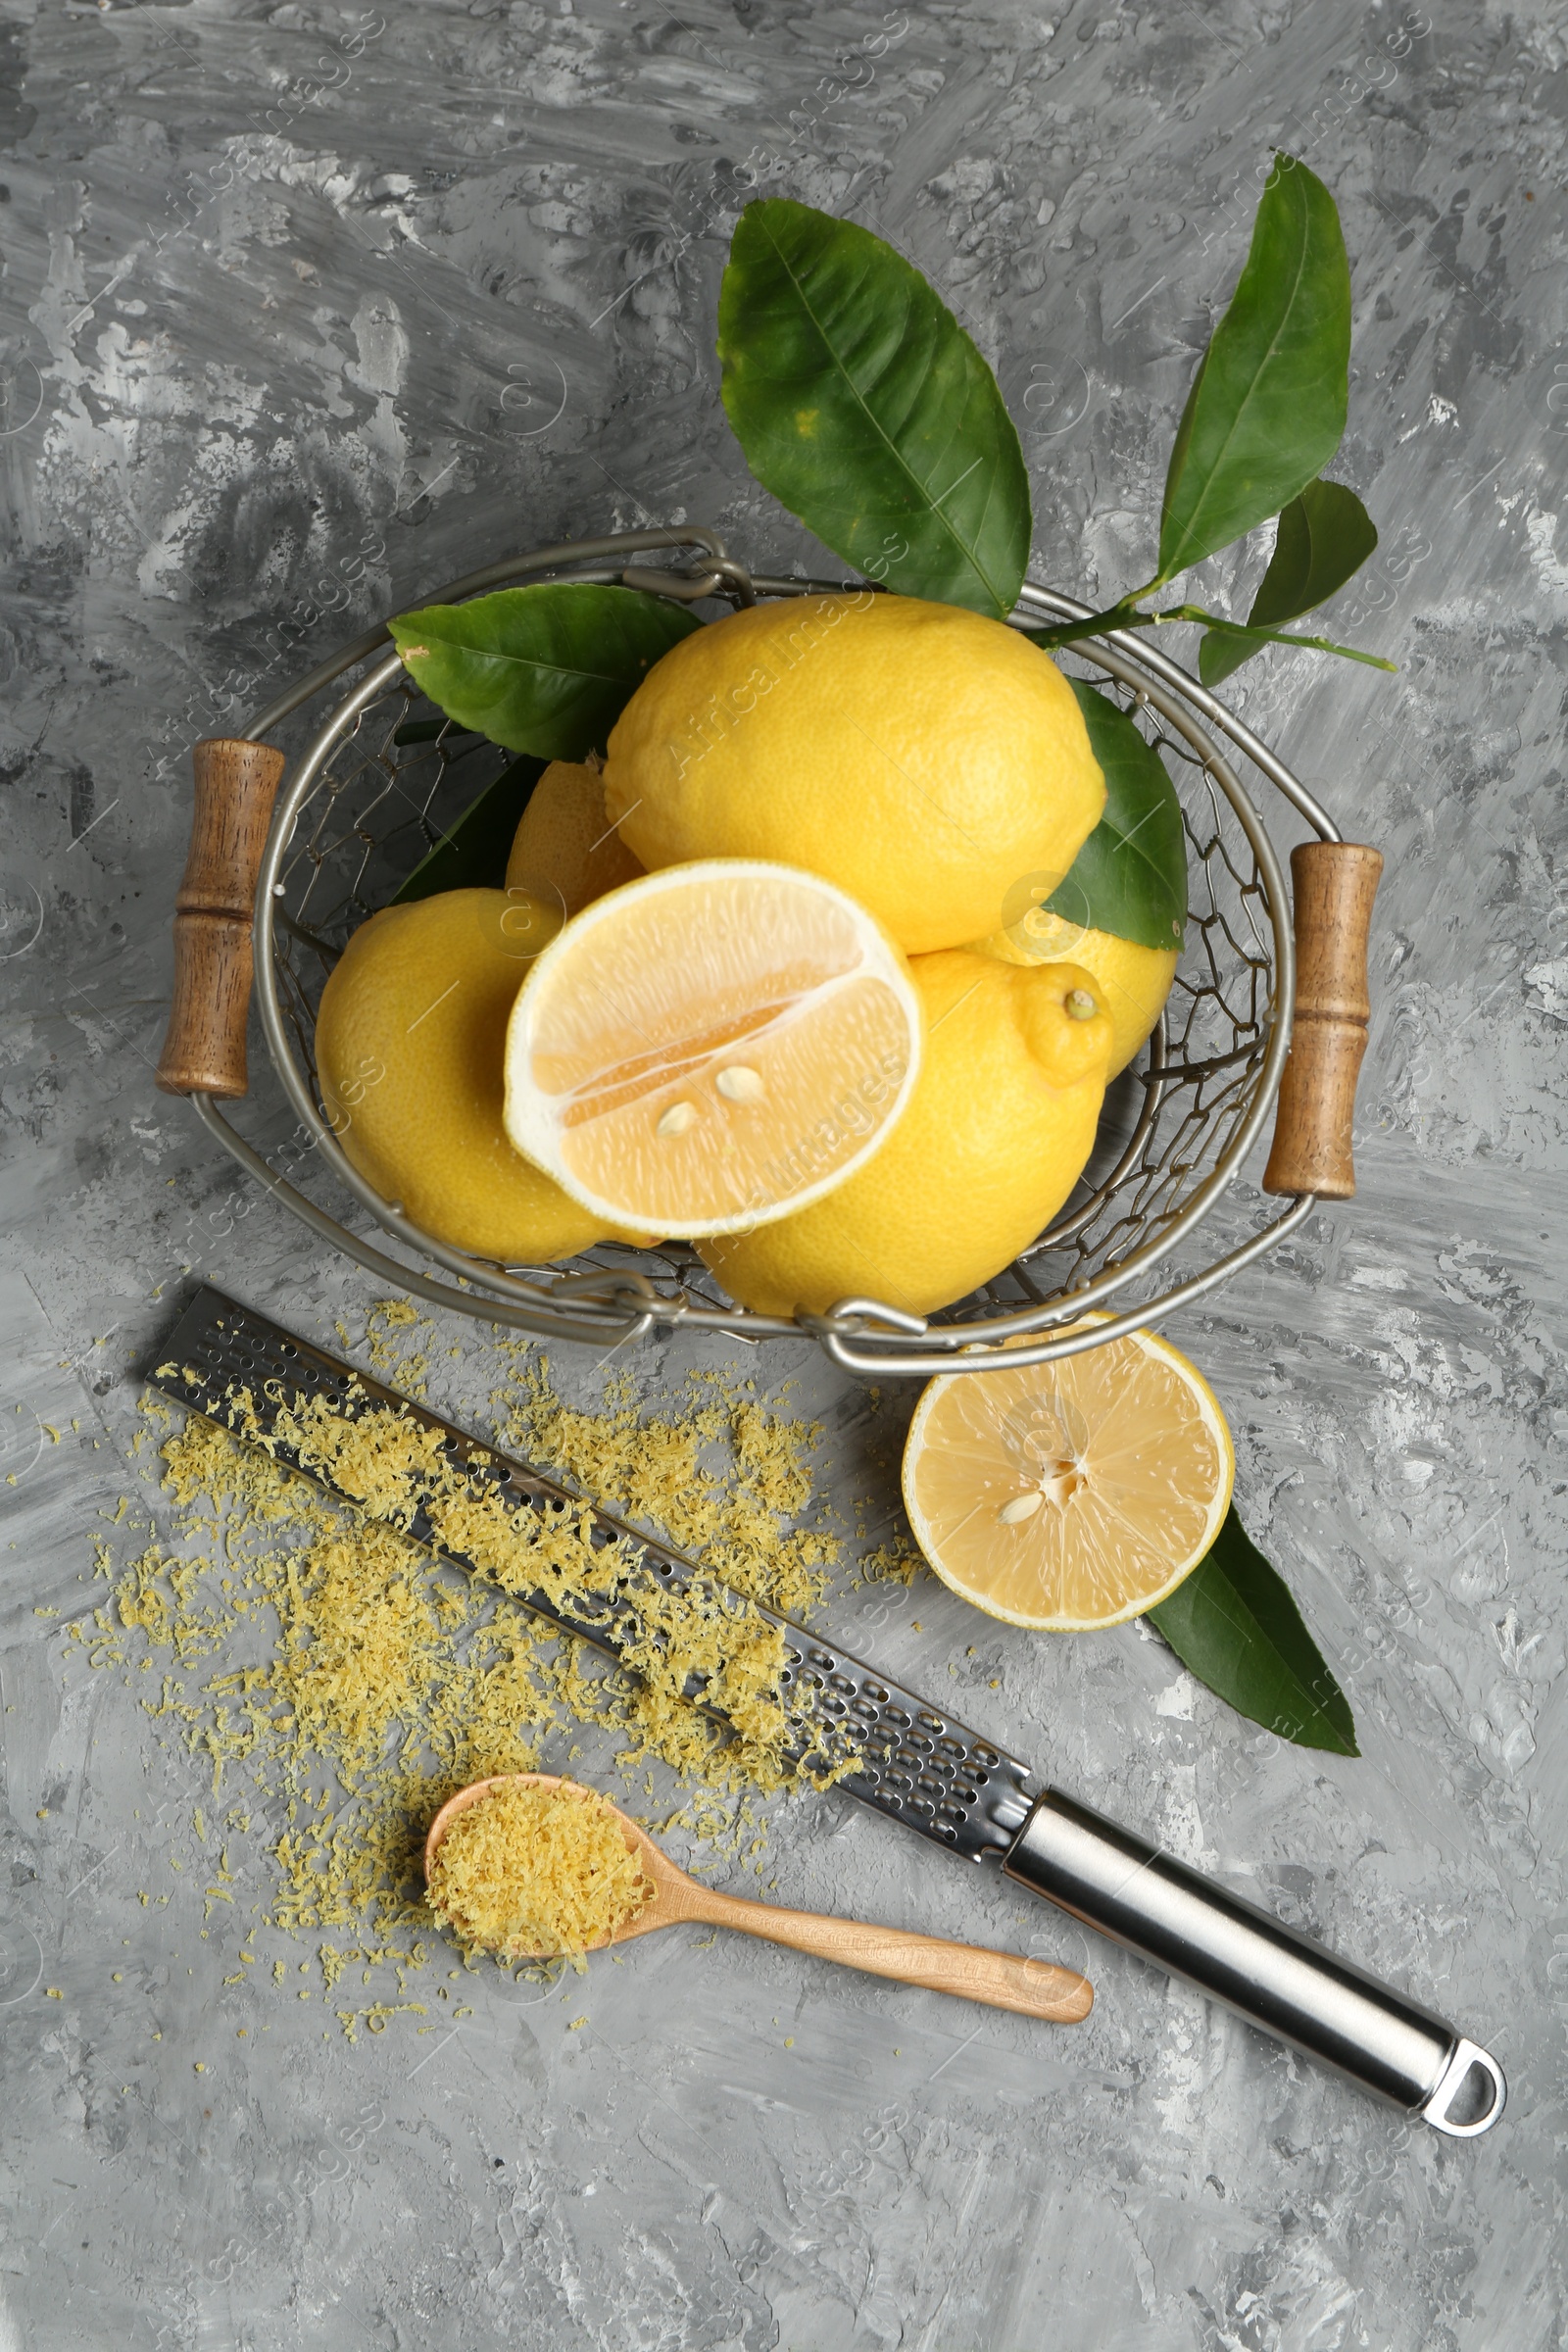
(148, 1285, 1039, 1866)
(146, 1285, 1507, 2138)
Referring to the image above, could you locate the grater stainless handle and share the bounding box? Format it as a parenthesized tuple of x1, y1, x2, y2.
(1004, 1790, 1505, 2136)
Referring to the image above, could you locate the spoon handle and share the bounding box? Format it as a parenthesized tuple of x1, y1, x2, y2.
(684, 1885, 1093, 2022)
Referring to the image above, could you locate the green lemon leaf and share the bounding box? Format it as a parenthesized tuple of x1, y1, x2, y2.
(1200, 479, 1378, 686)
(388, 583, 702, 760)
(717, 198, 1031, 619)
(391, 754, 544, 906)
(1147, 1503, 1358, 1755)
(1249, 477, 1379, 626)
(1158, 154, 1350, 583)
(1010, 677, 1187, 950)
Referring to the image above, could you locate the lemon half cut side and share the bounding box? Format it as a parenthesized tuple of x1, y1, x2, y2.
(502, 858, 924, 1239)
(902, 1323, 1235, 1631)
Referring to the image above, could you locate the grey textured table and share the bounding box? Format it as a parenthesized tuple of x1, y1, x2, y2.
(2, 2, 1565, 2344)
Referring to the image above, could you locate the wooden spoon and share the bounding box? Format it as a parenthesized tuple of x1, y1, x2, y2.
(425, 1773, 1093, 2024)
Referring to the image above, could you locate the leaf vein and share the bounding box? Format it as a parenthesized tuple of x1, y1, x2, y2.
(756, 212, 1007, 612)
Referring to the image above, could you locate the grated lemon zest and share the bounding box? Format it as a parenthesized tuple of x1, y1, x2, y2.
(426, 1781, 653, 1971)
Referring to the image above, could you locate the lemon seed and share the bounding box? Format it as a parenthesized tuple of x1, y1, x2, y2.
(657, 1101, 697, 1138)
(1064, 989, 1098, 1021)
(998, 1492, 1043, 1524)
(715, 1065, 765, 1102)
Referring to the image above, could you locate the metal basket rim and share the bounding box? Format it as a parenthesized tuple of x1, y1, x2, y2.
(208, 525, 1327, 1375)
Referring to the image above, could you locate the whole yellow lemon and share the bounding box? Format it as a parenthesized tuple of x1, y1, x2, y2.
(316, 888, 622, 1264)
(973, 904, 1178, 1076)
(697, 951, 1113, 1317)
(507, 759, 644, 917)
(602, 594, 1104, 954)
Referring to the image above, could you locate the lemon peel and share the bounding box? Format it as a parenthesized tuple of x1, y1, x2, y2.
(698, 952, 1113, 1317)
(603, 594, 1105, 953)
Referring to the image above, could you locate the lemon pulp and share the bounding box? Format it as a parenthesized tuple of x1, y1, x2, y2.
(902, 1325, 1234, 1630)
(503, 858, 923, 1238)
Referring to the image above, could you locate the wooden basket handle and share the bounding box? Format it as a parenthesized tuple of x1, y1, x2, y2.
(155, 737, 287, 1100)
(1262, 841, 1383, 1200)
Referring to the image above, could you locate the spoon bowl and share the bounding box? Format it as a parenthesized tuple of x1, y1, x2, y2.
(426, 1772, 1093, 2022)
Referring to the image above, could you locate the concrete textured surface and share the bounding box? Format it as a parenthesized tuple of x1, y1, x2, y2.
(2, 0, 1566, 2344)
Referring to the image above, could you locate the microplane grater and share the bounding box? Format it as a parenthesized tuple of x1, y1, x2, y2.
(149, 1285, 1039, 1865)
(145, 1286, 1508, 2138)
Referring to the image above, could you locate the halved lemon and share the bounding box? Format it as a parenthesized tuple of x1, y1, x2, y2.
(502, 859, 923, 1239)
(902, 1324, 1234, 1630)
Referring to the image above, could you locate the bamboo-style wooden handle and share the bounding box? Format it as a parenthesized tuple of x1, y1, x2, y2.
(1262, 841, 1383, 1200)
(675, 1883, 1094, 2023)
(155, 737, 287, 1100)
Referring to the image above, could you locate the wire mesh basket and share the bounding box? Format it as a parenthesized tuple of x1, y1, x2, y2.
(162, 526, 1370, 1377)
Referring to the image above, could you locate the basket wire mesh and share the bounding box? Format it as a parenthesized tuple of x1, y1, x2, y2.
(193, 528, 1332, 1375)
